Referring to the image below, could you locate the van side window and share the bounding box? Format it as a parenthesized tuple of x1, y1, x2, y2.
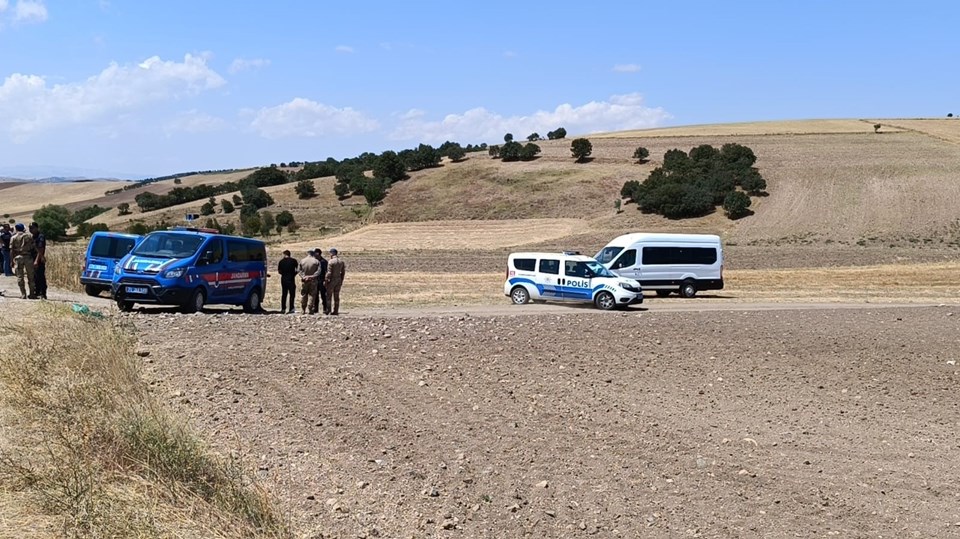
(611, 249, 636, 269)
(513, 258, 536, 272)
(642, 247, 717, 265)
(227, 240, 248, 262)
(539, 259, 560, 275)
(207, 239, 224, 264)
(564, 260, 588, 277)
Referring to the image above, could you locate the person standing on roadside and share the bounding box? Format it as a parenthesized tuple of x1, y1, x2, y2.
(298, 249, 320, 315)
(0, 224, 12, 277)
(10, 223, 36, 299)
(312, 247, 330, 315)
(277, 249, 299, 314)
(324, 248, 346, 315)
(29, 222, 47, 300)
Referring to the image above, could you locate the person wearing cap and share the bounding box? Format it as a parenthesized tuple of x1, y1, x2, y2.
(277, 250, 300, 314)
(312, 247, 330, 315)
(298, 249, 321, 315)
(324, 248, 346, 315)
(10, 223, 37, 299)
(29, 222, 47, 300)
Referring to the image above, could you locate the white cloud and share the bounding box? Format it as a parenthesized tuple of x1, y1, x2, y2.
(228, 57, 270, 74)
(14, 0, 46, 23)
(0, 0, 8, 12)
(335, 45, 354, 54)
(503, 50, 517, 58)
(164, 109, 228, 135)
(0, 53, 225, 140)
(390, 93, 670, 143)
(613, 63, 641, 73)
(249, 97, 379, 139)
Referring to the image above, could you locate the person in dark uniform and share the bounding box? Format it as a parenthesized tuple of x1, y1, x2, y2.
(29, 223, 47, 300)
(312, 247, 330, 315)
(277, 249, 299, 314)
(0, 224, 12, 277)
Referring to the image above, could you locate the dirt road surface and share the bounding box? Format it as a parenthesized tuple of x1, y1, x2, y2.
(126, 303, 960, 538)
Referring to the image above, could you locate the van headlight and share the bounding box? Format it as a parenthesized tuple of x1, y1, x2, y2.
(620, 282, 640, 292)
(164, 268, 185, 279)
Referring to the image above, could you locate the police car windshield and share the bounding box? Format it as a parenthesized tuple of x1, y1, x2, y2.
(585, 260, 615, 278)
(132, 233, 204, 259)
(595, 246, 623, 264)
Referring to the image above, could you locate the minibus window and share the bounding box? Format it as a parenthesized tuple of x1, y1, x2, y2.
(595, 247, 623, 264)
(611, 249, 636, 269)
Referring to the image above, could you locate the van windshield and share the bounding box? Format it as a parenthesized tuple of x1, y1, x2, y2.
(586, 261, 616, 278)
(132, 233, 204, 259)
(595, 246, 623, 264)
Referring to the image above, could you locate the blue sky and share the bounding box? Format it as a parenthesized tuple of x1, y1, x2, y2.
(1, 1, 957, 178)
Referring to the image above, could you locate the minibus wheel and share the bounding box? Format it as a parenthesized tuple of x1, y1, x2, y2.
(510, 286, 530, 305)
(183, 288, 205, 314)
(243, 288, 262, 313)
(594, 291, 616, 310)
(680, 280, 697, 298)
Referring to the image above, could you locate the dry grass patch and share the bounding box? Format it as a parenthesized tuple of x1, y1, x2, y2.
(592, 119, 902, 138)
(0, 304, 290, 538)
(0, 181, 121, 218)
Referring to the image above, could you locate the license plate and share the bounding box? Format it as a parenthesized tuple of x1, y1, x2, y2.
(88, 264, 108, 271)
(126, 286, 148, 295)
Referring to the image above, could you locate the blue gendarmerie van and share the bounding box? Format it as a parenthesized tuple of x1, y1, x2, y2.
(81, 231, 143, 297)
(112, 227, 267, 313)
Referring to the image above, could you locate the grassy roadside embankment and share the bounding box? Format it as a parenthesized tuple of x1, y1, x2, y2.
(0, 302, 290, 538)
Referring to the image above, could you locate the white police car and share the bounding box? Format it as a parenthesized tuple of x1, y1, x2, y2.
(504, 252, 643, 310)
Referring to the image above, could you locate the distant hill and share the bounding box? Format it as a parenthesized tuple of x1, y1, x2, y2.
(5, 118, 960, 253)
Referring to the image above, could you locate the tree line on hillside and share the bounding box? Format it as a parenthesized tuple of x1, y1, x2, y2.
(104, 168, 243, 195)
(620, 143, 767, 220)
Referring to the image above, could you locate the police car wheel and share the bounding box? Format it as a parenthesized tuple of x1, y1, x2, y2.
(243, 289, 261, 313)
(84, 284, 102, 297)
(116, 299, 134, 312)
(680, 281, 697, 298)
(510, 286, 530, 305)
(183, 289, 205, 314)
(594, 291, 616, 311)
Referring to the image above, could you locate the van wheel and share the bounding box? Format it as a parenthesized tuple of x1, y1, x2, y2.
(243, 288, 262, 313)
(510, 286, 530, 305)
(117, 299, 134, 312)
(183, 289, 205, 314)
(594, 291, 616, 311)
(85, 284, 102, 297)
(680, 281, 697, 298)
(655, 290, 671, 298)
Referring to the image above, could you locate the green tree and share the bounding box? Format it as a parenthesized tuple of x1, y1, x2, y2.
(173, 178, 182, 184)
(260, 211, 275, 237)
(447, 145, 467, 162)
(632, 147, 650, 163)
(570, 138, 593, 162)
(334, 182, 350, 198)
(221, 199, 235, 213)
(740, 169, 767, 195)
(520, 143, 541, 161)
(241, 187, 274, 209)
(117, 202, 131, 215)
(504, 133, 514, 143)
(127, 222, 149, 235)
(69, 205, 111, 225)
(873, 123, 882, 133)
(32, 204, 71, 239)
(620, 180, 641, 201)
(527, 133, 540, 141)
(295, 179, 316, 199)
(488, 145, 501, 159)
(499, 141, 524, 161)
(241, 214, 262, 237)
(373, 150, 407, 184)
(276, 210, 294, 227)
(547, 127, 567, 140)
(723, 191, 752, 219)
(363, 178, 387, 206)
(232, 194, 243, 207)
(200, 201, 215, 216)
(244, 167, 289, 188)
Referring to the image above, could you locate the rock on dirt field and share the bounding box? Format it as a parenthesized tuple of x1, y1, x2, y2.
(132, 307, 960, 538)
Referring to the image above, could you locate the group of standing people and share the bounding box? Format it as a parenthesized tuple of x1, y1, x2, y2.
(277, 247, 346, 315)
(0, 222, 47, 300)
